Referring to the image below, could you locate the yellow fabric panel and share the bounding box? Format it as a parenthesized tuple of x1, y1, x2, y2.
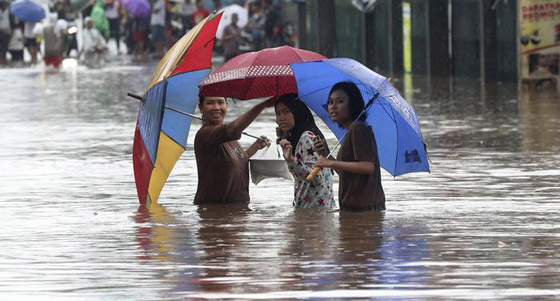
(147, 16, 210, 90)
(147, 133, 184, 204)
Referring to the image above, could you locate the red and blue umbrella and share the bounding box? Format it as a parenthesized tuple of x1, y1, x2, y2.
(9, 0, 45, 23)
(290, 58, 430, 176)
(199, 46, 326, 100)
(132, 12, 223, 206)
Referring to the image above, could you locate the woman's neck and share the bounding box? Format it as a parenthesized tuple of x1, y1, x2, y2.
(204, 120, 223, 127)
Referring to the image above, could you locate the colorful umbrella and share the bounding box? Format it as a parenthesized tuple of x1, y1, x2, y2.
(9, 0, 46, 23)
(133, 12, 223, 206)
(120, 0, 151, 19)
(290, 58, 430, 176)
(198, 46, 326, 100)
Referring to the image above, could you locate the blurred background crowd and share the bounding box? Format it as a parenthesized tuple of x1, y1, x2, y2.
(0, 0, 297, 68)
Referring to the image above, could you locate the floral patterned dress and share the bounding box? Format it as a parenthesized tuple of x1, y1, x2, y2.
(287, 131, 336, 209)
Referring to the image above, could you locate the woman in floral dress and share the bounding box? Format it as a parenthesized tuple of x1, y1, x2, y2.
(275, 94, 335, 209)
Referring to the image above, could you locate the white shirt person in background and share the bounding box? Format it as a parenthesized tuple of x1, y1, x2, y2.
(150, 0, 166, 58)
(81, 17, 107, 68)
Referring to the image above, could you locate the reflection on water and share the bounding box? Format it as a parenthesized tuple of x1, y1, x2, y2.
(1, 63, 559, 299)
(520, 91, 560, 152)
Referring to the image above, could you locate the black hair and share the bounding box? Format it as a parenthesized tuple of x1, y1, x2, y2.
(328, 81, 367, 127)
(198, 95, 229, 107)
(275, 94, 329, 156)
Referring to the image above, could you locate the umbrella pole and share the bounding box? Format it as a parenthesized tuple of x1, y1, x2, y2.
(306, 94, 378, 181)
(126, 92, 263, 141)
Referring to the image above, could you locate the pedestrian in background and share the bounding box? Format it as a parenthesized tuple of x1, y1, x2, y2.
(81, 16, 107, 67)
(177, 0, 195, 35)
(262, 0, 280, 48)
(104, 0, 121, 53)
(24, 22, 38, 65)
(192, 0, 209, 26)
(0, 0, 11, 66)
(222, 13, 240, 61)
(42, 13, 66, 69)
(8, 18, 24, 65)
(151, 0, 166, 58)
(246, 1, 265, 51)
(132, 16, 149, 60)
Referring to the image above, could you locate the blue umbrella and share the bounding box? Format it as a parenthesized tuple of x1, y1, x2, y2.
(290, 58, 430, 176)
(9, 0, 46, 23)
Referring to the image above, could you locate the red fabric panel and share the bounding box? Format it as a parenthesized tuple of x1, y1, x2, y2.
(133, 124, 154, 205)
(200, 76, 298, 100)
(170, 14, 222, 76)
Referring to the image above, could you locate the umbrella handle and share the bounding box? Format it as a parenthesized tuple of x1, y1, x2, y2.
(306, 166, 321, 181)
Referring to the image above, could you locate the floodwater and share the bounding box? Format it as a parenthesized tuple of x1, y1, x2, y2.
(1, 59, 559, 300)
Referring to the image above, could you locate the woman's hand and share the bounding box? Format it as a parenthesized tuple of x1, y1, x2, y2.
(315, 156, 334, 168)
(246, 136, 270, 158)
(276, 127, 284, 139)
(254, 135, 271, 150)
(313, 137, 328, 157)
(278, 139, 294, 162)
(262, 97, 277, 108)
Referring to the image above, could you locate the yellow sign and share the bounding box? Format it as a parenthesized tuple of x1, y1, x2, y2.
(519, 0, 560, 88)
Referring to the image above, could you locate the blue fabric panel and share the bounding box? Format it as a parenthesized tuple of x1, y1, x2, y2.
(162, 69, 210, 147)
(367, 96, 398, 175)
(393, 112, 430, 176)
(139, 81, 166, 165)
(161, 109, 191, 148)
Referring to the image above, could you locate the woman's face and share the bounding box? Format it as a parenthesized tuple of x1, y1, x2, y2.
(328, 89, 351, 125)
(275, 102, 295, 132)
(199, 96, 227, 126)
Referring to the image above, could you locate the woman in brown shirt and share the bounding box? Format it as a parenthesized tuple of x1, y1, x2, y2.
(314, 82, 386, 211)
(194, 96, 274, 205)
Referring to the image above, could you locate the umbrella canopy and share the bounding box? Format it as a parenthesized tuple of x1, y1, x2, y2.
(216, 4, 248, 39)
(9, 0, 45, 23)
(120, 0, 151, 19)
(133, 12, 222, 206)
(199, 46, 326, 100)
(290, 58, 430, 176)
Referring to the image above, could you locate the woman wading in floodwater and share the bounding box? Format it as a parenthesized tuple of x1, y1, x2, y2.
(194, 96, 274, 205)
(314, 82, 385, 211)
(275, 94, 335, 209)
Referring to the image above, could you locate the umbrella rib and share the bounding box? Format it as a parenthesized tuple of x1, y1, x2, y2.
(377, 98, 397, 123)
(293, 48, 305, 62)
(391, 105, 399, 176)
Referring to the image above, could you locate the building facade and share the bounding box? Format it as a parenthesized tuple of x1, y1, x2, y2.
(296, 0, 518, 83)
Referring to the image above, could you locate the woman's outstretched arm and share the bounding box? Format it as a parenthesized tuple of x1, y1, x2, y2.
(230, 98, 276, 138)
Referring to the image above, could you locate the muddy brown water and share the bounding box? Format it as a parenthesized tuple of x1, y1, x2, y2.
(1, 61, 559, 299)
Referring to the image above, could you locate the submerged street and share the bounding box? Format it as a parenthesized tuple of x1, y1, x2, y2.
(1, 60, 559, 299)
